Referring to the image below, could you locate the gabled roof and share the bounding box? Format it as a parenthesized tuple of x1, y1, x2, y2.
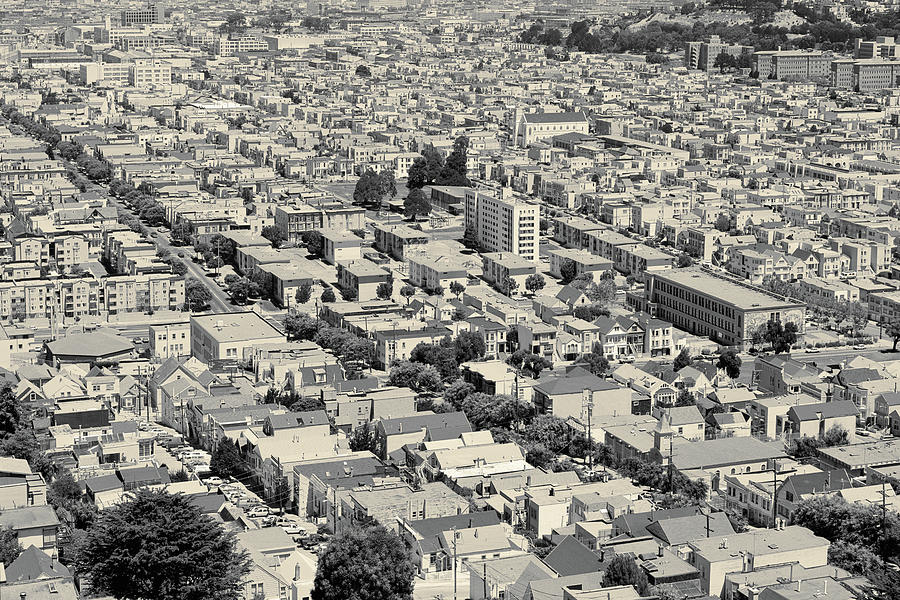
(782, 470, 852, 497)
(556, 285, 587, 305)
(534, 373, 621, 396)
(645, 513, 734, 546)
(542, 536, 602, 576)
(5, 545, 70, 582)
(788, 400, 858, 421)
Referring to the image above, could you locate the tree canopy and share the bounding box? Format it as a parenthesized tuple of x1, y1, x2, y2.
(312, 523, 416, 600)
(75, 489, 250, 600)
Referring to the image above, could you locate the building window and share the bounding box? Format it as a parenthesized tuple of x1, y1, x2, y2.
(42, 528, 56, 549)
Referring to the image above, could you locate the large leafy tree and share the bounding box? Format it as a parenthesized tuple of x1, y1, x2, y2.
(0, 528, 21, 566)
(403, 188, 431, 220)
(716, 350, 742, 380)
(406, 145, 444, 189)
(763, 320, 799, 354)
(210, 438, 245, 479)
(454, 331, 486, 364)
(603, 554, 648, 594)
(673, 348, 692, 371)
(75, 489, 250, 600)
(185, 279, 211, 312)
(436, 136, 471, 186)
(312, 523, 415, 600)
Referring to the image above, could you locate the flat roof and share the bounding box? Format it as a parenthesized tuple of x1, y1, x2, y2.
(690, 525, 828, 562)
(654, 269, 802, 312)
(192, 312, 284, 344)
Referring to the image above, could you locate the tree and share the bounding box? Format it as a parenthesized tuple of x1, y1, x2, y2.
(312, 523, 415, 600)
(284, 314, 320, 341)
(411, 341, 459, 380)
(403, 188, 431, 220)
(376, 280, 393, 301)
(462, 226, 479, 249)
(715, 213, 731, 232)
(583, 344, 610, 376)
(300, 230, 324, 256)
(400, 285, 416, 305)
(789, 426, 850, 458)
(436, 136, 470, 186)
(673, 348, 692, 371)
(76, 489, 250, 600)
(406, 145, 444, 189)
(355, 64, 371, 77)
(348, 421, 376, 453)
(675, 389, 695, 407)
(717, 350, 742, 380)
(589, 279, 617, 307)
(444, 379, 475, 408)
(225, 276, 254, 305)
(48, 469, 82, 508)
(388, 361, 442, 393)
(261, 225, 285, 248)
(525, 273, 546, 296)
(603, 555, 649, 595)
(353, 169, 388, 208)
(677, 254, 693, 268)
(454, 331, 486, 364)
(559, 258, 577, 284)
(0, 528, 21, 567)
(321, 288, 336, 303)
(883, 316, 900, 352)
(295, 282, 312, 305)
(503, 276, 519, 296)
(523, 353, 551, 379)
(220, 12, 247, 33)
(0, 385, 23, 437)
(449, 281, 465, 300)
(763, 320, 799, 354)
(210, 438, 245, 479)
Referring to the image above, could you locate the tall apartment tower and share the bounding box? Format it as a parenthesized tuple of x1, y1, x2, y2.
(464, 187, 538, 262)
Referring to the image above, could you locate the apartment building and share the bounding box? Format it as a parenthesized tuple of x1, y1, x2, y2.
(214, 35, 269, 56)
(102, 274, 185, 314)
(191, 312, 286, 362)
(120, 6, 166, 25)
(373, 224, 428, 261)
(481, 253, 536, 297)
(753, 50, 832, 80)
(684, 36, 752, 71)
(638, 269, 805, 350)
(464, 187, 538, 262)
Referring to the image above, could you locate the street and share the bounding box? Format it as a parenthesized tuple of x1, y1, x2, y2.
(85, 173, 237, 315)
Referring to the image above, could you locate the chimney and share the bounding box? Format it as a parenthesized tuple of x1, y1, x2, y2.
(797, 580, 802, 592)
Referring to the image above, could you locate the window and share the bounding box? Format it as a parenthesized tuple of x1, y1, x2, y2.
(42, 527, 56, 549)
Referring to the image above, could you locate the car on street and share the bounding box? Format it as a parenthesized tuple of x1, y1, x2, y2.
(247, 506, 270, 518)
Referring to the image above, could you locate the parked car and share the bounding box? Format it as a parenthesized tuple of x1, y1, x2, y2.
(804, 347, 820, 353)
(204, 477, 223, 487)
(282, 523, 302, 535)
(247, 506, 270, 518)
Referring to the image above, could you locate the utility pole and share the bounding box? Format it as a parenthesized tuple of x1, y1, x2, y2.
(772, 467, 779, 529)
(583, 389, 594, 474)
(452, 527, 458, 600)
(881, 480, 888, 571)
